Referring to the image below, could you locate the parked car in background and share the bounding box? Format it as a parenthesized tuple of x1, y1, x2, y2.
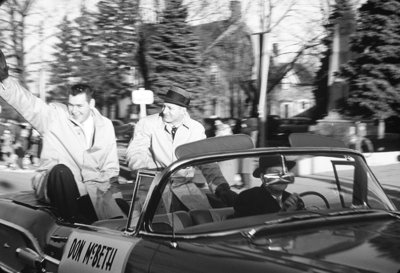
(278, 117, 314, 135)
(1, 133, 400, 273)
(112, 119, 135, 143)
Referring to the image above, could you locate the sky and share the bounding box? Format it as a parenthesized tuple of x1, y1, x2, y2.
(14, 0, 366, 94)
(28, 0, 329, 54)
(19, 0, 99, 94)
(27, 0, 327, 64)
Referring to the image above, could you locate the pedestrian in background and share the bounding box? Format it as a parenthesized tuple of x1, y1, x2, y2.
(19, 124, 31, 155)
(0, 129, 14, 163)
(241, 117, 259, 146)
(237, 117, 259, 188)
(215, 119, 233, 136)
(28, 129, 41, 166)
(14, 139, 25, 169)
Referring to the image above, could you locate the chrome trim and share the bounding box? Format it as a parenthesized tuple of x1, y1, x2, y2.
(135, 148, 367, 237)
(0, 262, 15, 273)
(138, 228, 244, 240)
(44, 254, 60, 266)
(0, 218, 43, 254)
(49, 235, 68, 242)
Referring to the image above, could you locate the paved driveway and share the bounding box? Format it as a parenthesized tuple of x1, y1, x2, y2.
(370, 163, 400, 209)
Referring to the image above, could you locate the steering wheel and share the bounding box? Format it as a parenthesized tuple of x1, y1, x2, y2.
(299, 191, 330, 209)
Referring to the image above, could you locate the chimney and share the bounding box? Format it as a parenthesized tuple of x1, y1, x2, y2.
(272, 43, 281, 64)
(230, 1, 241, 22)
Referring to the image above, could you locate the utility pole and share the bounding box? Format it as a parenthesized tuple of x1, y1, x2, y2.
(257, 31, 270, 147)
(257, 0, 271, 147)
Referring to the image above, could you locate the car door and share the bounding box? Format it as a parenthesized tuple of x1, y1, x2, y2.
(0, 219, 47, 273)
(140, 176, 231, 273)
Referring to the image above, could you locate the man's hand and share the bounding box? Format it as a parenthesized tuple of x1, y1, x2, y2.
(215, 183, 237, 207)
(281, 193, 304, 212)
(0, 49, 9, 82)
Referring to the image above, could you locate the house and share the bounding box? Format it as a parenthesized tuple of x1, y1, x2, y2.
(120, 0, 315, 123)
(193, 1, 316, 121)
(192, 0, 255, 119)
(267, 55, 315, 119)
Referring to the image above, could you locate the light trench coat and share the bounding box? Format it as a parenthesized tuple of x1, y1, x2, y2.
(0, 79, 123, 219)
(126, 113, 206, 170)
(126, 113, 228, 210)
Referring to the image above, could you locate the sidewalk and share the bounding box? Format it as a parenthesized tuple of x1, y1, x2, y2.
(0, 164, 36, 194)
(369, 162, 400, 209)
(364, 151, 400, 187)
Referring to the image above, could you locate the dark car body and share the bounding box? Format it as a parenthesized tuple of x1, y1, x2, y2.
(278, 117, 314, 135)
(1, 134, 400, 273)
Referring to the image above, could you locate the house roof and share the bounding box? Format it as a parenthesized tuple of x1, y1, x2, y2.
(191, 19, 252, 54)
(268, 62, 314, 86)
(191, 20, 231, 51)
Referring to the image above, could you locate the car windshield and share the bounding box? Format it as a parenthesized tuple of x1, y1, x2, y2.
(148, 151, 395, 235)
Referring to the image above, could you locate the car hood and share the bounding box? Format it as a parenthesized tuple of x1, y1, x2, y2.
(209, 218, 400, 273)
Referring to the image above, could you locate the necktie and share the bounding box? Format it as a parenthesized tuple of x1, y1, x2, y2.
(275, 195, 283, 208)
(171, 126, 177, 140)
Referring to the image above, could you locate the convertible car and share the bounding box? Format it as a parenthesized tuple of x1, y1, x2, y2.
(1, 133, 400, 273)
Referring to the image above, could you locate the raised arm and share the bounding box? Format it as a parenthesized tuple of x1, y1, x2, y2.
(0, 50, 50, 133)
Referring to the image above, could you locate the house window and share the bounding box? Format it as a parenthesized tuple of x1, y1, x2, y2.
(281, 103, 292, 118)
(299, 99, 310, 110)
(210, 64, 219, 85)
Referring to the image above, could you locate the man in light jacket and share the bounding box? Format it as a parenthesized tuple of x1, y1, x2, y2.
(0, 49, 124, 223)
(126, 86, 237, 209)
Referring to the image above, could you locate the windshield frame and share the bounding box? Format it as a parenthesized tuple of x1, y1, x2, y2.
(138, 147, 396, 237)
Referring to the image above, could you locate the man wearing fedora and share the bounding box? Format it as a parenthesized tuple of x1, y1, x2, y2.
(127, 86, 204, 170)
(126, 85, 237, 209)
(233, 154, 304, 217)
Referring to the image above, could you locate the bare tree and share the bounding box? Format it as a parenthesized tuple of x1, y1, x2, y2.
(0, 0, 38, 86)
(230, 0, 331, 144)
(0, 0, 60, 88)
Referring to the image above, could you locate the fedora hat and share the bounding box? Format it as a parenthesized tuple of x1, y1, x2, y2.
(162, 86, 191, 108)
(253, 155, 296, 178)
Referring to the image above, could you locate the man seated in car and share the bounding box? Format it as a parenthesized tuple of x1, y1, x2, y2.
(233, 155, 304, 217)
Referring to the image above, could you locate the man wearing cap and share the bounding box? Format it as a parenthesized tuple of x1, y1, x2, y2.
(233, 155, 304, 217)
(126, 85, 237, 209)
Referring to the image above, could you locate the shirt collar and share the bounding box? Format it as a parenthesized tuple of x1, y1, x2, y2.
(81, 113, 94, 129)
(81, 114, 94, 149)
(162, 113, 190, 132)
